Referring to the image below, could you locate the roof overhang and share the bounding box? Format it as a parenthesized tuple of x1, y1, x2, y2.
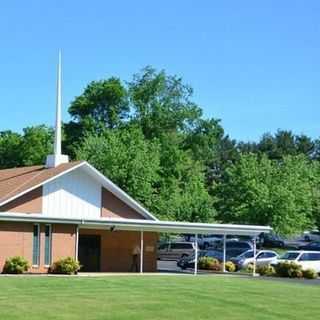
(0, 213, 272, 236)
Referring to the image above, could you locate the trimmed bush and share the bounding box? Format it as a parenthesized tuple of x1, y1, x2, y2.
(207, 259, 222, 271)
(242, 263, 254, 273)
(49, 257, 81, 275)
(302, 268, 318, 280)
(3, 256, 30, 274)
(275, 262, 303, 278)
(198, 257, 221, 271)
(225, 261, 236, 272)
(257, 265, 276, 277)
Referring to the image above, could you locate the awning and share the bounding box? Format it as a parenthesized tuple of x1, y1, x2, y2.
(0, 212, 271, 236)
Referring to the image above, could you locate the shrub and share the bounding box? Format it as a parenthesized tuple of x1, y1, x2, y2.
(198, 257, 221, 271)
(275, 262, 303, 278)
(257, 265, 276, 277)
(207, 258, 222, 271)
(302, 268, 318, 280)
(49, 257, 81, 275)
(225, 261, 236, 272)
(241, 263, 254, 273)
(198, 256, 211, 269)
(3, 256, 30, 274)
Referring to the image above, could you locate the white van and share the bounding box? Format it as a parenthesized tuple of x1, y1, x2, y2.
(158, 242, 197, 261)
(275, 251, 320, 273)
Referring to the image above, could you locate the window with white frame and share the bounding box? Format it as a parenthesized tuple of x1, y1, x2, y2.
(32, 224, 40, 266)
(44, 224, 52, 266)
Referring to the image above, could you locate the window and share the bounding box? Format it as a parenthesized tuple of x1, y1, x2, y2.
(300, 253, 320, 261)
(239, 250, 254, 259)
(280, 252, 299, 260)
(171, 243, 192, 250)
(44, 225, 52, 266)
(257, 252, 276, 259)
(32, 224, 40, 266)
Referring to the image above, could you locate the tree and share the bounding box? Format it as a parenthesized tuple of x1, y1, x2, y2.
(129, 66, 202, 139)
(20, 126, 53, 166)
(75, 126, 160, 210)
(65, 77, 129, 157)
(215, 154, 315, 235)
(0, 126, 53, 168)
(238, 130, 318, 160)
(153, 132, 215, 222)
(69, 77, 129, 129)
(0, 131, 22, 168)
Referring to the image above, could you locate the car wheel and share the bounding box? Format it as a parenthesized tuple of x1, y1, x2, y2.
(305, 236, 311, 242)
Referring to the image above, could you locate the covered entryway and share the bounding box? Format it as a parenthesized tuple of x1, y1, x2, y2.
(78, 234, 101, 272)
(76, 219, 272, 276)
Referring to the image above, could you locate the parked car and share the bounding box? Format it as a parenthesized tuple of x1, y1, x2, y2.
(303, 231, 320, 242)
(230, 250, 279, 270)
(158, 242, 197, 261)
(299, 241, 320, 251)
(186, 234, 222, 249)
(186, 234, 238, 249)
(211, 240, 253, 257)
(260, 233, 285, 248)
(273, 251, 320, 273)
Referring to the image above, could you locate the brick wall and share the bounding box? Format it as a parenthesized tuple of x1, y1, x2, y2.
(79, 229, 158, 272)
(0, 187, 43, 213)
(0, 221, 76, 273)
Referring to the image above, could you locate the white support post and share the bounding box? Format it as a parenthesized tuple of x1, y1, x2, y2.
(140, 230, 144, 274)
(75, 225, 79, 261)
(222, 234, 226, 273)
(253, 236, 257, 276)
(194, 234, 198, 275)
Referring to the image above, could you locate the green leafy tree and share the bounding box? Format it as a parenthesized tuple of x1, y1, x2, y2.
(0, 131, 23, 168)
(69, 77, 129, 128)
(20, 126, 53, 166)
(154, 132, 215, 222)
(65, 77, 129, 157)
(129, 66, 202, 139)
(0, 126, 53, 168)
(75, 126, 160, 210)
(215, 154, 315, 235)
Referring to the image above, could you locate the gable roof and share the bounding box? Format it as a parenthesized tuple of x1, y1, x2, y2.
(0, 161, 157, 221)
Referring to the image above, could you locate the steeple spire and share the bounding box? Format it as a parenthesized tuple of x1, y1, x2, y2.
(54, 50, 62, 155)
(45, 51, 69, 168)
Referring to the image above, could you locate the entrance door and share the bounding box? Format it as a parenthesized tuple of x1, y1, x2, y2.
(78, 235, 101, 272)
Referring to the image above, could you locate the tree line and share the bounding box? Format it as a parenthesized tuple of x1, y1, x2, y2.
(1, 67, 319, 235)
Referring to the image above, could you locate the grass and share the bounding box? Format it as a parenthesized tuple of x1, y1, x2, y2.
(0, 275, 319, 320)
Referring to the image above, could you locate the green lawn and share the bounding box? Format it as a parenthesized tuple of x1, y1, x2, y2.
(0, 275, 319, 320)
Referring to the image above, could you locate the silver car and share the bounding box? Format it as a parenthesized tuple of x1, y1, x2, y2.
(230, 250, 279, 270)
(158, 242, 197, 261)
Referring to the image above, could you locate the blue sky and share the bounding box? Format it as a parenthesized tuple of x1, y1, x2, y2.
(0, 0, 319, 141)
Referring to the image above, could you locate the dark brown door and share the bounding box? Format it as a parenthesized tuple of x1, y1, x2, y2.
(78, 235, 101, 272)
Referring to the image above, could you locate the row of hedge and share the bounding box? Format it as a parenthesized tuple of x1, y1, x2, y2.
(198, 257, 318, 279)
(2, 256, 81, 275)
(198, 257, 236, 272)
(256, 262, 318, 279)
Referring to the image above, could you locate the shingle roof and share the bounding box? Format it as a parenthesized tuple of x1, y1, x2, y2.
(0, 161, 84, 205)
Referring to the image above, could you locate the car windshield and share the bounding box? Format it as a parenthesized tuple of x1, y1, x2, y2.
(280, 252, 300, 260)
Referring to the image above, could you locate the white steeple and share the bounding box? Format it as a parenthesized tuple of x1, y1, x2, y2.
(45, 51, 69, 168)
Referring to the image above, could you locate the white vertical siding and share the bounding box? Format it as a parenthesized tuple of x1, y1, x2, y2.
(43, 168, 101, 219)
